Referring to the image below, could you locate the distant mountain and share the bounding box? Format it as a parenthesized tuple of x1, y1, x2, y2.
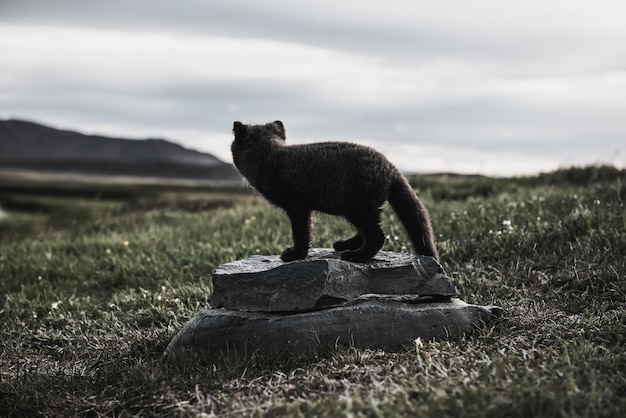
(0, 119, 242, 182)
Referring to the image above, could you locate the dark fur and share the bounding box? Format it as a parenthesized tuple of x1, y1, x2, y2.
(231, 120, 439, 263)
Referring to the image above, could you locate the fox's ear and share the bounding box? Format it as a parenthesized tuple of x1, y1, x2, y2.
(233, 121, 247, 137)
(272, 120, 285, 139)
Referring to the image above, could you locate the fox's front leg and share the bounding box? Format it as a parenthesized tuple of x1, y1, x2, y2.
(280, 206, 312, 262)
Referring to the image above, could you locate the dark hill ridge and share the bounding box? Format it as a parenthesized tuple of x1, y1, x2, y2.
(0, 119, 242, 182)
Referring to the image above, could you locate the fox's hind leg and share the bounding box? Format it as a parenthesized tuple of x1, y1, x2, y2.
(340, 207, 385, 263)
(333, 234, 363, 251)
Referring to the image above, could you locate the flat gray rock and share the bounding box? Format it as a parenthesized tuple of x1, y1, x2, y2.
(164, 297, 501, 359)
(164, 250, 502, 360)
(212, 248, 457, 312)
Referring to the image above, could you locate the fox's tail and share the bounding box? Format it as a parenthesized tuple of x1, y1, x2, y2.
(388, 174, 439, 260)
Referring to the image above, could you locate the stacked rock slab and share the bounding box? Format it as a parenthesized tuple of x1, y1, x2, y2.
(165, 249, 500, 358)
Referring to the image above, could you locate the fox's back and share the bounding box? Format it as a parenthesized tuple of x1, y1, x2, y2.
(271, 141, 398, 214)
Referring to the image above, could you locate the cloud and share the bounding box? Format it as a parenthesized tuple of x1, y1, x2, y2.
(1, 0, 625, 175)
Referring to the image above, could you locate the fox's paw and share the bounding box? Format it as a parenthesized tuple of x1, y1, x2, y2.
(280, 247, 308, 262)
(333, 236, 363, 251)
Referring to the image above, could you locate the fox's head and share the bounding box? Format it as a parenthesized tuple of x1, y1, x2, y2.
(232, 121, 286, 151)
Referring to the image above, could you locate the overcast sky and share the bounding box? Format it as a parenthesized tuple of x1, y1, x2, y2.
(1, 0, 625, 176)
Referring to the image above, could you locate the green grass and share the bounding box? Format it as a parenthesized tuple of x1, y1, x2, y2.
(1, 165, 625, 417)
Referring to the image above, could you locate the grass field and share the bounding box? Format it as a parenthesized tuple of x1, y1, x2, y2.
(1, 165, 625, 417)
